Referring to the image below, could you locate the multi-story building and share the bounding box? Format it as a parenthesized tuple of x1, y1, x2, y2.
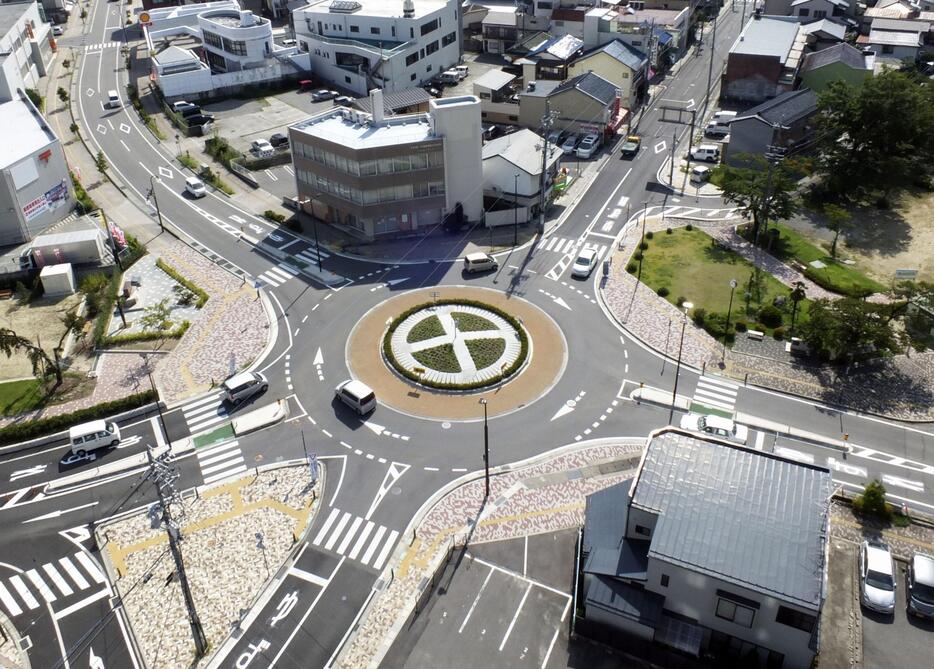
(722, 14, 807, 103)
(289, 91, 482, 240)
(0, 1, 54, 103)
(293, 0, 461, 96)
(577, 429, 833, 669)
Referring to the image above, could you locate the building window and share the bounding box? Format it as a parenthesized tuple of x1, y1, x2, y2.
(350, 25, 359, 33)
(411, 73, 417, 80)
(421, 18, 439, 36)
(426, 64, 433, 72)
(442, 31, 456, 47)
(776, 606, 816, 633)
(203, 31, 223, 49)
(538, 1, 552, 8)
(715, 596, 756, 629)
(635, 525, 651, 537)
(426, 40, 439, 55)
(222, 37, 247, 56)
(814, 10, 826, 18)
(798, 8, 810, 16)
(508, 115, 518, 122)
(370, 26, 380, 35)
(410, 27, 414, 39)
(345, 75, 351, 84)
(660, 574, 669, 587)
(406, 52, 419, 66)
(882, 44, 894, 54)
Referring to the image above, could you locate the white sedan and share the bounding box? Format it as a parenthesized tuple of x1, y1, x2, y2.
(679, 413, 748, 445)
(570, 248, 598, 278)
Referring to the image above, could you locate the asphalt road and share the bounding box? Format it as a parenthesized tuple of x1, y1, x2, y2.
(3, 2, 934, 667)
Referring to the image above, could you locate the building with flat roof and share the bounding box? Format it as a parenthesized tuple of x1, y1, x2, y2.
(289, 91, 482, 240)
(0, 1, 56, 104)
(723, 14, 807, 103)
(0, 93, 74, 247)
(293, 0, 461, 96)
(577, 429, 834, 669)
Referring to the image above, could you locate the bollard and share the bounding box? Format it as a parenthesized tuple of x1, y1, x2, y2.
(744, 373, 748, 386)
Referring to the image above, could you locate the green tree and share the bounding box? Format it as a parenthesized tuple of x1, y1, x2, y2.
(713, 156, 799, 244)
(853, 480, 892, 520)
(789, 281, 807, 337)
(822, 203, 851, 258)
(799, 298, 899, 363)
(138, 299, 173, 333)
(24, 88, 43, 111)
(57, 87, 68, 103)
(0, 309, 82, 385)
(95, 151, 108, 176)
(815, 70, 934, 203)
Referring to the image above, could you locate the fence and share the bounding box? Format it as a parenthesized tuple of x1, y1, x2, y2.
(485, 206, 530, 227)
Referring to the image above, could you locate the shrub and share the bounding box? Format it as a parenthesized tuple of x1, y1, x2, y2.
(852, 480, 892, 521)
(676, 296, 685, 307)
(639, 241, 649, 251)
(657, 286, 669, 297)
(71, 171, 97, 213)
(0, 391, 157, 445)
(57, 87, 68, 102)
(772, 327, 785, 340)
(691, 307, 707, 326)
(626, 262, 636, 273)
(25, 88, 43, 111)
(758, 305, 783, 328)
(632, 251, 643, 261)
(702, 312, 732, 339)
(685, 223, 693, 231)
(264, 209, 286, 224)
(734, 320, 747, 333)
(79, 273, 110, 316)
(156, 258, 209, 308)
(69, 122, 79, 135)
(645, 231, 654, 240)
(666, 227, 673, 235)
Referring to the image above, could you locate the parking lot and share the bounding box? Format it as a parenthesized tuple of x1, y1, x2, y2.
(383, 530, 622, 669)
(862, 556, 934, 669)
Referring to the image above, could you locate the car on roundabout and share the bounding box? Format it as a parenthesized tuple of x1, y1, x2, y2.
(679, 413, 748, 445)
(463, 252, 498, 274)
(571, 248, 598, 278)
(335, 380, 377, 415)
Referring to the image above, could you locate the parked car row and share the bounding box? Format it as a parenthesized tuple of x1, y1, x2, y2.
(170, 101, 214, 127)
(860, 540, 934, 619)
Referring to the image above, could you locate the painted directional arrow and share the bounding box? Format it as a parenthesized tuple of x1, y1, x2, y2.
(23, 502, 98, 524)
(386, 277, 409, 286)
(363, 420, 385, 436)
(551, 401, 577, 421)
(89, 647, 105, 669)
(366, 461, 410, 520)
(313, 347, 324, 381)
(553, 296, 571, 311)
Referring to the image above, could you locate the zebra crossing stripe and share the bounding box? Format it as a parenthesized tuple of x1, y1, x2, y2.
(698, 375, 738, 390)
(0, 582, 22, 617)
(266, 266, 294, 282)
(348, 521, 375, 560)
(360, 526, 387, 566)
(42, 564, 74, 597)
(336, 517, 363, 554)
(372, 530, 399, 570)
(277, 263, 300, 276)
(185, 401, 224, 420)
(74, 552, 106, 584)
(25, 569, 56, 603)
(183, 394, 223, 412)
(8, 576, 39, 609)
(260, 272, 282, 287)
(324, 512, 352, 551)
(314, 508, 342, 545)
(58, 557, 90, 590)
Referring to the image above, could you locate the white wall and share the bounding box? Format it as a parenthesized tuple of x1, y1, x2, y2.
(0, 2, 50, 103)
(430, 96, 483, 221)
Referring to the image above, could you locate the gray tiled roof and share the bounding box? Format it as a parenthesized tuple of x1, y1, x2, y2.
(581, 479, 651, 580)
(576, 39, 648, 72)
(552, 71, 618, 106)
(734, 88, 818, 127)
(801, 43, 871, 73)
(632, 431, 833, 608)
(352, 87, 432, 114)
(585, 575, 664, 625)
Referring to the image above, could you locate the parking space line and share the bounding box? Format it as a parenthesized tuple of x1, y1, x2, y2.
(523, 536, 528, 576)
(541, 627, 560, 668)
(458, 566, 493, 634)
(470, 555, 571, 599)
(499, 583, 531, 651)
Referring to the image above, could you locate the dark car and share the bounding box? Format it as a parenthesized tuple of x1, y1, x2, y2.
(184, 114, 215, 127)
(269, 133, 289, 148)
(178, 104, 202, 119)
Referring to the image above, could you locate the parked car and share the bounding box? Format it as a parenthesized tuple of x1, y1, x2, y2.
(335, 95, 355, 106)
(171, 100, 194, 112)
(221, 372, 268, 405)
(269, 133, 289, 148)
(311, 89, 338, 101)
(860, 540, 896, 615)
(907, 552, 934, 618)
(439, 69, 461, 84)
(184, 114, 214, 127)
(560, 134, 580, 154)
(251, 139, 274, 154)
(571, 248, 598, 278)
(546, 129, 565, 146)
(704, 121, 731, 138)
(463, 252, 498, 274)
(690, 165, 711, 185)
(184, 176, 206, 198)
(576, 134, 600, 159)
(52, 25, 63, 36)
(482, 124, 502, 141)
(454, 65, 469, 79)
(335, 379, 377, 415)
(620, 134, 641, 158)
(679, 414, 748, 445)
(424, 86, 442, 98)
(178, 105, 202, 119)
(690, 144, 721, 163)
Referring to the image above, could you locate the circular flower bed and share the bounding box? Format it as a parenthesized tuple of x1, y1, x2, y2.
(382, 299, 529, 390)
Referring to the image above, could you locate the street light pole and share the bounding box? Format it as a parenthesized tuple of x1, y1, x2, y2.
(670, 301, 693, 423)
(480, 398, 489, 499)
(638, 200, 648, 279)
(149, 175, 165, 233)
(513, 172, 519, 247)
(721, 279, 737, 365)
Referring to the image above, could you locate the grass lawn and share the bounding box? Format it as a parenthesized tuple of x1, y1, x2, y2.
(452, 311, 495, 332)
(412, 344, 461, 373)
(465, 338, 505, 369)
(637, 228, 810, 335)
(407, 315, 445, 343)
(0, 378, 48, 416)
(748, 222, 886, 297)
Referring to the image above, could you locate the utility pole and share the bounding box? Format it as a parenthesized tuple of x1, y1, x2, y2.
(513, 172, 519, 247)
(704, 13, 718, 115)
(147, 448, 208, 659)
(148, 175, 165, 233)
(741, 0, 749, 28)
(668, 130, 677, 185)
(479, 399, 490, 499)
(538, 100, 558, 235)
(686, 108, 697, 173)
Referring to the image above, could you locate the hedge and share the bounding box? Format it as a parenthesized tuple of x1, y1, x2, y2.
(0, 390, 157, 446)
(382, 299, 529, 391)
(156, 258, 209, 308)
(90, 235, 147, 348)
(100, 320, 190, 346)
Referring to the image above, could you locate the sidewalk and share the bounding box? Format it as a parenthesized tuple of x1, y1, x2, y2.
(336, 438, 645, 668)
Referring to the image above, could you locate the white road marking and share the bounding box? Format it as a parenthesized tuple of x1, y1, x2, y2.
(459, 567, 493, 633)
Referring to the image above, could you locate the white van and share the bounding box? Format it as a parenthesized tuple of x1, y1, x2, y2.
(106, 90, 120, 109)
(335, 379, 377, 415)
(453, 65, 469, 80)
(439, 70, 461, 85)
(221, 371, 268, 405)
(463, 252, 498, 274)
(712, 110, 737, 124)
(690, 165, 711, 184)
(690, 144, 721, 163)
(69, 420, 121, 456)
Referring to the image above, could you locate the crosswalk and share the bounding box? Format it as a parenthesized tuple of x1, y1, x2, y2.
(196, 440, 247, 485)
(691, 375, 739, 414)
(181, 393, 228, 433)
(539, 236, 609, 260)
(0, 552, 106, 618)
(312, 508, 399, 570)
(295, 246, 330, 267)
(85, 41, 121, 52)
(258, 262, 299, 288)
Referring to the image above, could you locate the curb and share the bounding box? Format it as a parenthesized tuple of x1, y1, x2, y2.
(331, 436, 644, 668)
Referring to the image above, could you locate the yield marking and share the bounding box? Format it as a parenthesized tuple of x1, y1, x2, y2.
(119, 123, 130, 134)
(882, 474, 924, 492)
(366, 461, 410, 520)
(654, 141, 667, 154)
(386, 277, 409, 286)
(158, 166, 173, 179)
(10, 465, 46, 482)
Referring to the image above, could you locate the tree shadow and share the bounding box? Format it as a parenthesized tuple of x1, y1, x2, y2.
(797, 203, 913, 257)
(800, 357, 934, 416)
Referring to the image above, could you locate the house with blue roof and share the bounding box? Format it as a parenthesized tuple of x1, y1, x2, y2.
(576, 429, 834, 669)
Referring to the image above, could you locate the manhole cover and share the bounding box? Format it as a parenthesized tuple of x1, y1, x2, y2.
(566, 400, 577, 408)
(391, 486, 402, 495)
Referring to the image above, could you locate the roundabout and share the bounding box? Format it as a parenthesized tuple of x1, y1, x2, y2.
(346, 286, 568, 421)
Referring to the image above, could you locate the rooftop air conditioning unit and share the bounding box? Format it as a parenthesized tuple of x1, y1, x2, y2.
(528, 81, 536, 91)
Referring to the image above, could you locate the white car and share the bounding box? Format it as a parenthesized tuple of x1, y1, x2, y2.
(860, 540, 896, 615)
(311, 89, 338, 102)
(251, 139, 274, 154)
(576, 134, 600, 159)
(679, 413, 748, 445)
(571, 248, 598, 278)
(52, 25, 64, 36)
(560, 134, 579, 154)
(184, 176, 206, 198)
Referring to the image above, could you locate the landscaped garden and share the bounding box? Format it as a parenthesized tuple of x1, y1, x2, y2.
(465, 338, 506, 369)
(412, 343, 461, 373)
(406, 314, 444, 343)
(451, 311, 496, 332)
(632, 227, 811, 341)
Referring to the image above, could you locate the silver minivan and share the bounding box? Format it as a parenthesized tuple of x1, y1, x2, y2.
(221, 372, 268, 405)
(69, 420, 121, 456)
(463, 252, 498, 274)
(106, 90, 120, 109)
(335, 379, 376, 415)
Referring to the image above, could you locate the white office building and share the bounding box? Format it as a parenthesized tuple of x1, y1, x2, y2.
(293, 0, 462, 96)
(0, 1, 55, 103)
